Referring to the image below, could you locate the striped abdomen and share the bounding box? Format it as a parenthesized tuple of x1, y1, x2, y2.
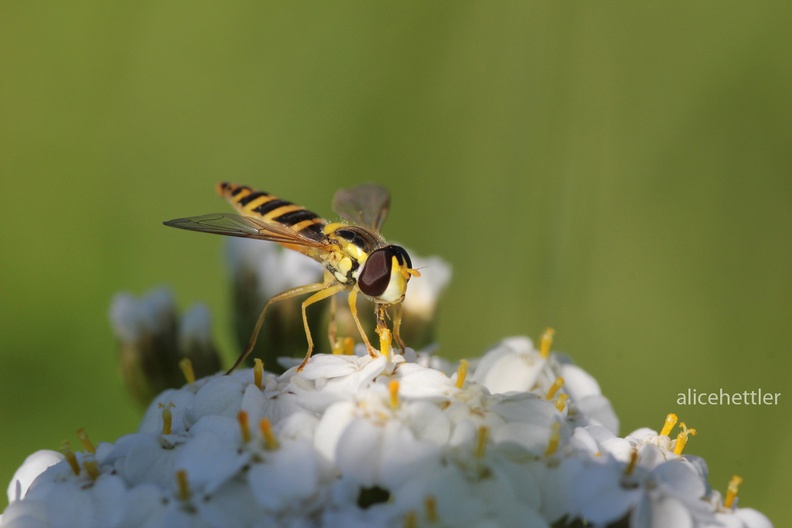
(217, 182, 327, 241)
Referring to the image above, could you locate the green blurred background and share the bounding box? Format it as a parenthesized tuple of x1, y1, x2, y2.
(1, 2, 790, 523)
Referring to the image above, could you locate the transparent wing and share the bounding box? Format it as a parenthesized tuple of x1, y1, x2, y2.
(163, 213, 330, 249)
(332, 183, 390, 232)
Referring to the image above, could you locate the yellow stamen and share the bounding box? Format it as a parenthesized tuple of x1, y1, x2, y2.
(76, 428, 95, 454)
(179, 358, 195, 384)
(237, 411, 251, 443)
(673, 422, 697, 455)
(259, 418, 279, 450)
(555, 393, 569, 412)
(389, 380, 400, 409)
(660, 413, 678, 437)
(159, 402, 175, 435)
(540, 327, 555, 358)
(625, 449, 639, 476)
(425, 495, 438, 522)
(545, 421, 561, 455)
(254, 358, 264, 390)
(475, 426, 489, 458)
(82, 459, 99, 480)
(455, 359, 469, 389)
(723, 475, 743, 509)
(331, 336, 355, 356)
(60, 440, 80, 476)
(176, 469, 190, 501)
(378, 327, 392, 363)
(403, 511, 417, 528)
(546, 376, 565, 400)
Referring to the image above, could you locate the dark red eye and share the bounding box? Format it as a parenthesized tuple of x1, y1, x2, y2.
(358, 248, 392, 297)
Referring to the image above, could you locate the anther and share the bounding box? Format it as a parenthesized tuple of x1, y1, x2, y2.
(555, 393, 569, 412)
(476, 426, 489, 459)
(546, 376, 565, 400)
(159, 402, 175, 435)
(624, 449, 639, 476)
(455, 359, 469, 389)
(60, 440, 80, 476)
(254, 358, 264, 390)
(425, 495, 438, 522)
(82, 459, 99, 481)
(176, 469, 190, 501)
(403, 511, 417, 528)
(259, 418, 279, 450)
(237, 411, 251, 443)
(76, 428, 96, 454)
(723, 475, 743, 509)
(179, 358, 195, 384)
(660, 413, 678, 437)
(540, 328, 555, 358)
(545, 421, 561, 456)
(389, 380, 400, 409)
(673, 422, 697, 455)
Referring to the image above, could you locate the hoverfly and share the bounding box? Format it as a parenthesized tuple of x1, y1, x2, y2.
(164, 182, 420, 373)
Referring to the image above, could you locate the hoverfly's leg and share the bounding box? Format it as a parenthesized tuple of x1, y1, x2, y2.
(226, 282, 327, 374)
(348, 288, 377, 358)
(328, 294, 338, 347)
(297, 284, 346, 372)
(374, 304, 392, 362)
(392, 303, 406, 353)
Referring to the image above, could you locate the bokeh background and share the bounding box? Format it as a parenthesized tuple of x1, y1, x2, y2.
(1, 2, 790, 523)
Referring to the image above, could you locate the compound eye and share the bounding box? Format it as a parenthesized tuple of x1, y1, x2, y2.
(358, 248, 393, 297)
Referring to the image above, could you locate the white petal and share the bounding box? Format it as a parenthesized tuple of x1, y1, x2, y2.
(7, 450, 63, 502)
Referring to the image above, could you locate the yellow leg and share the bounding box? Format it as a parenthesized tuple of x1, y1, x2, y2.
(348, 288, 377, 358)
(296, 284, 347, 371)
(226, 281, 327, 374)
(392, 303, 406, 353)
(328, 294, 337, 347)
(375, 305, 393, 362)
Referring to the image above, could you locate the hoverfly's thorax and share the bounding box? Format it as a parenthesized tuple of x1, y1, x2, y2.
(323, 223, 386, 286)
(358, 245, 414, 304)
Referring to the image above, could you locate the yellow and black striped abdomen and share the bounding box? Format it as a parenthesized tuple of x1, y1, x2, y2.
(217, 182, 327, 241)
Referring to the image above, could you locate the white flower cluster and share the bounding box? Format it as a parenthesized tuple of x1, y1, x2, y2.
(3, 339, 772, 528)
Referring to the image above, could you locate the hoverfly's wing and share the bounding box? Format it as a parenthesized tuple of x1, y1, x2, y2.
(332, 184, 390, 232)
(164, 213, 330, 250)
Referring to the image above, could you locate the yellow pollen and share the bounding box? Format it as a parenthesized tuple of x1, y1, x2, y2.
(455, 359, 469, 389)
(254, 358, 264, 390)
(555, 393, 569, 412)
(425, 495, 438, 522)
(476, 426, 489, 459)
(723, 475, 743, 509)
(403, 511, 417, 528)
(82, 459, 99, 480)
(179, 358, 195, 384)
(76, 428, 96, 454)
(176, 469, 190, 501)
(546, 376, 565, 400)
(625, 449, 639, 476)
(237, 411, 252, 443)
(389, 380, 400, 409)
(540, 327, 555, 358)
(660, 413, 678, 437)
(159, 402, 175, 435)
(545, 421, 561, 456)
(259, 418, 279, 450)
(60, 440, 80, 476)
(673, 422, 697, 455)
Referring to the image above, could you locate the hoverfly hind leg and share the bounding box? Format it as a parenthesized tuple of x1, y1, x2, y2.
(225, 281, 328, 375)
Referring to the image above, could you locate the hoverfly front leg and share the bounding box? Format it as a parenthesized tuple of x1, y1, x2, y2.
(392, 303, 407, 353)
(347, 288, 378, 358)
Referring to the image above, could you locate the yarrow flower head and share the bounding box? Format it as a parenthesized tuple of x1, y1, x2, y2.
(2, 339, 773, 527)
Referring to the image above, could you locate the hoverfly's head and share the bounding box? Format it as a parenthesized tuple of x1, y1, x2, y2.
(358, 245, 420, 304)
